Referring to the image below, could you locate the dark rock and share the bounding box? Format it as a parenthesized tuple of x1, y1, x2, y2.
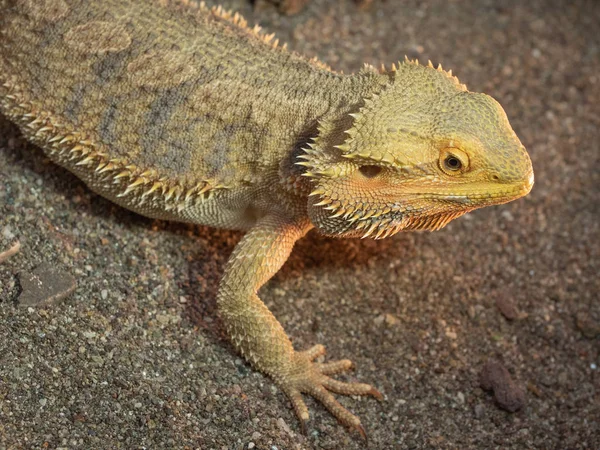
(575, 311, 600, 339)
(495, 293, 526, 320)
(480, 359, 526, 413)
(18, 263, 77, 306)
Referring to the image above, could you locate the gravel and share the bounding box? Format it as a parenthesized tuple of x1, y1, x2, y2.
(1, 0, 599, 448)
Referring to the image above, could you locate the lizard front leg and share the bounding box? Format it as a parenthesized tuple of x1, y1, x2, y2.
(217, 214, 382, 436)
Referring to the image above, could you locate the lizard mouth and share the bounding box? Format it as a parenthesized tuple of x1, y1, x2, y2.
(309, 169, 535, 239)
(315, 174, 535, 239)
(422, 171, 535, 207)
(358, 173, 535, 237)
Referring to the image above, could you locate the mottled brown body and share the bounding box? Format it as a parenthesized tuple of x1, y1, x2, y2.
(0, 0, 383, 228)
(0, 0, 533, 438)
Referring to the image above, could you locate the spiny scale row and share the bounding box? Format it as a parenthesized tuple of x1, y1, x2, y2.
(308, 188, 406, 239)
(1, 79, 219, 213)
(175, 0, 338, 70)
(172, 0, 289, 51)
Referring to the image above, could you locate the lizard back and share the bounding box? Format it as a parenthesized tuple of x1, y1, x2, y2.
(0, 0, 351, 222)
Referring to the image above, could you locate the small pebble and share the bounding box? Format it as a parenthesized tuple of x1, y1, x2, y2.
(495, 293, 526, 320)
(575, 312, 600, 339)
(480, 359, 526, 412)
(2, 225, 15, 240)
(474, 403, 485, 419)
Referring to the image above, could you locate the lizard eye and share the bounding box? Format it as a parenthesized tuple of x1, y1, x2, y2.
(358, 165, 382, 178)
(439, 148, 469, 175)
(444, 156, 462, 171)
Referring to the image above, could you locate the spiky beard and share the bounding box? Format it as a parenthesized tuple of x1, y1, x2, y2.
(308, 192, 470, 239)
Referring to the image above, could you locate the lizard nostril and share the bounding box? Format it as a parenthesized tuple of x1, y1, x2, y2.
(491, 174, 500, 181)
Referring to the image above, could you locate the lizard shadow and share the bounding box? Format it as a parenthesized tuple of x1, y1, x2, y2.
(183, 223, 418, 347)
(2, 125, 226, 345)
(287, 229, 415, 274)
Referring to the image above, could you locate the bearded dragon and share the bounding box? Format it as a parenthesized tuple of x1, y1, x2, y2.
(0, 0, 534, 437)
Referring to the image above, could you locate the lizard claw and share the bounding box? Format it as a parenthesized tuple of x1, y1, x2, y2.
(357, 423, 368, 442)
(280, 344, 381, 439)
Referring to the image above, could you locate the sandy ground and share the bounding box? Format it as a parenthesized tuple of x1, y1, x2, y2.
(1, 0, 599, 449)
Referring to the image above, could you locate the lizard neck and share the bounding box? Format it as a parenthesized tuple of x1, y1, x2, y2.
(275, 68, 391, 218)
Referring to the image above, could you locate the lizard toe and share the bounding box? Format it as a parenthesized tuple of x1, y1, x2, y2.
(305, 382, 362, 430)
(321, 377, 382, 399)
(316, 358, 353, 375)
(279, 345, 379, 439)
(288, 388, 310, 433)
(303, 344, 326, 361)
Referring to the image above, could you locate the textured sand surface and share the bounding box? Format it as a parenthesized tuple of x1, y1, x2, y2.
(1, 0, 598, 448)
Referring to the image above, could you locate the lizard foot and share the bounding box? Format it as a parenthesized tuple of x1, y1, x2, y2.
(280, 344, 382, 438)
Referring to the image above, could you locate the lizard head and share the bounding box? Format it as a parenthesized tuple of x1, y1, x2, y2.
(299, 60, 534, 239)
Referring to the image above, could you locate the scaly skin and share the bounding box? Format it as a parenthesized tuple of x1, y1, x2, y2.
(0, 0, 533, 437)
